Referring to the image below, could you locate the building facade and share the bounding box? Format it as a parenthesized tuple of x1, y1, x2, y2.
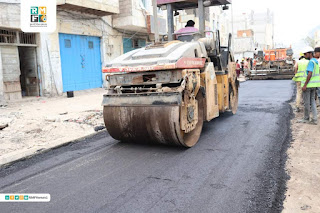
(0, 0, 168, 103)
(0, 0, 228, 103)
(0, 0, 123, 103)
(232, 9, 274, 51)
(233, 29, 255, 61)
(249, 9, 274, 50)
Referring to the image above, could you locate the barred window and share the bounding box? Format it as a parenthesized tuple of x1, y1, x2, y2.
(0, 29, 36, 45)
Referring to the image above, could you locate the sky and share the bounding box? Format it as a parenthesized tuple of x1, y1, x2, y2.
(231, 0, 320, 50)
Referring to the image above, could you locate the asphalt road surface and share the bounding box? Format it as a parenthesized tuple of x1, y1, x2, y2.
(0, 80, 293, 213)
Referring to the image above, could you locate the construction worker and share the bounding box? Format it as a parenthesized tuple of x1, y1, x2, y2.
(292, 53, 309, 112)
(299, 47, 320, 125)
(244, 58, 249, 76)
(240, 59, 244, 75)
(236, 59, 241, 77)
(314, 47, 320, 104)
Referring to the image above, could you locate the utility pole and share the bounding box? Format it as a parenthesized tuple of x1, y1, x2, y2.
(167, 4, 174, 41)
(198, 0, 205, 37)
(231, 4, 234, 51)
(152, 0, 160, 43)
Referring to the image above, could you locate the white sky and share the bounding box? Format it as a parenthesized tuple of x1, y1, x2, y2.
(231, 0, 320, 46)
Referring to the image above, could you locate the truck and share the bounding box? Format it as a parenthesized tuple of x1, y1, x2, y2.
(101, 0, 238, 147)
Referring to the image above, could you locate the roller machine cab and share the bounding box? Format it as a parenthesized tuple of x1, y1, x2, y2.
(102, 0, 238, 147)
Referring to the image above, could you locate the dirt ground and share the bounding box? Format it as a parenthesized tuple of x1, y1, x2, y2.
(0, 88, 106, 165)
(283, 104, 320, 213)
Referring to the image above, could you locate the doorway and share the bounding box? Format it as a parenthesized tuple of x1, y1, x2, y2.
(18, 47, 39, 96)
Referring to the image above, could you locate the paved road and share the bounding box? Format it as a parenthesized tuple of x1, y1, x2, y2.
(0, 80, 293, 213)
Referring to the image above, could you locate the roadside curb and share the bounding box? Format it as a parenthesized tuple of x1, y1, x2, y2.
(0, 130, 106, 168)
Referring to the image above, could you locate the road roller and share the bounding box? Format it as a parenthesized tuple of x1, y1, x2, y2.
(102, 0, 238, 147)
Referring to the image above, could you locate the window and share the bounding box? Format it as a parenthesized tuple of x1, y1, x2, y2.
(88, 41, 93, 49)
(132, 39, 146, 48)
(0, 29, 16, 43)
(19, 32, 36, 45)
(65, 39, 71, 48)
(133, 39, 139, 48)
(0, 29, 36, 45)
(140, 0, 146, 8)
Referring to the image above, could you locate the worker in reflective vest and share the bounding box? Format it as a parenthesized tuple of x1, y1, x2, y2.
(314, 47, 320, 103)
(292, 55, 309, 112)
(299, 47, 320, 125)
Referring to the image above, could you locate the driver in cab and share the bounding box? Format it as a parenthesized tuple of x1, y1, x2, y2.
(175, 20, 199, 38)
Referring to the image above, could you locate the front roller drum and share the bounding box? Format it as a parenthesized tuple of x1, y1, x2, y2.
(103, 98, 204, 147)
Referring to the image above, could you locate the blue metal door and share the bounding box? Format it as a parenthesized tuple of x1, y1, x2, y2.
(59, 33, 102, 92)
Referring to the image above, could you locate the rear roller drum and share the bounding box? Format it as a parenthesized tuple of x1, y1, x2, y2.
(103, 97, 204, 147)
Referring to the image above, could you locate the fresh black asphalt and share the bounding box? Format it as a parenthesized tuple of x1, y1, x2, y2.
(0, 80, 294, 213)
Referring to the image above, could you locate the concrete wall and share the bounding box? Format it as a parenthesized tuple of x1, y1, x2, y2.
(0, 2, 20, 29)
(1, 46, 22, 100)
(0, 48, 4, 103)
(38, 11, 123, 96)
(0, 1, 124, 99)
(113, 0, 147, 32)
(1, 46, 20, 82)
(234, 37, 254, 53)
(0, 2, 20, 102)
(57, 0, 119, 14)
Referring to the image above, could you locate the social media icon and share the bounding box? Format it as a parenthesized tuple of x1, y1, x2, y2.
(24, 195, 28, 200)
(5, 195, 9, 200)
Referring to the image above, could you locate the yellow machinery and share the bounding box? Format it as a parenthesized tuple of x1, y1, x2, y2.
(102, 0, 238, 147)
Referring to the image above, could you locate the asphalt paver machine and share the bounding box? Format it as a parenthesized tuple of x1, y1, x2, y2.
(251, 48, 295, 80)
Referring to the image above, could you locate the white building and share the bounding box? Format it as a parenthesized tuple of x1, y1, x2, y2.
(232, 8, 274, 50)
(0, 0, 165, 103)
(210, 6, 231, 46)
(249, 9, 274, 50)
